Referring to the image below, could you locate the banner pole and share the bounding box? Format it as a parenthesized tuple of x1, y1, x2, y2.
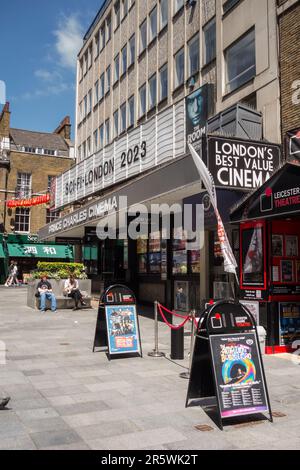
(148, 301, 165, 357)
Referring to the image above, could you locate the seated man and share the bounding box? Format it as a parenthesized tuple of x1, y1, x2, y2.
(37, 275, 57, 312)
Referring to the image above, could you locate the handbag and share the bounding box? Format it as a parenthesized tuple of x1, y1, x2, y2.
(35, 291, 40, 298)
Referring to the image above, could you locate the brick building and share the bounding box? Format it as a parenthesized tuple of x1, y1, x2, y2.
(0, 102, 74, 235)
(277, 0, 300, 157)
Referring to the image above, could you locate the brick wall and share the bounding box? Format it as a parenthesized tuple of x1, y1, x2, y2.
(279, 1, 300, 137)
(4, 152, 72, 234)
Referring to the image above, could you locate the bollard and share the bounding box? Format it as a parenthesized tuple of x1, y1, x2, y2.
(148, 301, 165, 357)
(171, 327, 184, 360)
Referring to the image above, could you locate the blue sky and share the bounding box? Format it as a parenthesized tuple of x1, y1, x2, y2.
(0, 0, 104, 138)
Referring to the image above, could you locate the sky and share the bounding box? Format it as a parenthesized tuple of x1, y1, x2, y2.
(0, 0, 105, 138)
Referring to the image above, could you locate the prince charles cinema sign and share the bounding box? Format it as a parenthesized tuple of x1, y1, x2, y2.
(205, 136, 281, 191)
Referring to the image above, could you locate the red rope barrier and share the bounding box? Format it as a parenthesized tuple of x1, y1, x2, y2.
(158, 303, 189, 319)
(158, 304, 190, 330)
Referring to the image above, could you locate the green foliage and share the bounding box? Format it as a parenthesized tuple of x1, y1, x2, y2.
(32, 262, 87, 280)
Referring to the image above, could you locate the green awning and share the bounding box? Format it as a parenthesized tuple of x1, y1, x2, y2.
(7, 243, 74, 260)
(0, 244, 5, 259)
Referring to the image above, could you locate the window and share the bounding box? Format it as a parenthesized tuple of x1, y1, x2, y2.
(46, 209, 59, 224)
(174, 47, 184, 88)
(16, 173, 31, 198)
(84, 95, 87, 117)
(149, 73, 157, 109)
(114, 54, 120, 82)
(87, 90, 92, 114)
(139, 84, 147, 117)
(159, 64, 168, 101)
(188, 34, 199, 77)
(84, 52, 88, 75)
(203, 17, 216, 65)
(100, 24, 106, 50)
(87, 137, 91, 156)
(99, 124, 104, 149)
(15, 208, 30, 233)
(88, 45, 93, 68)
(114, 110, 119, 137)
(79, 59, 83, 81)
(106, 15, 112, 42)
(129, 34, 135, 66)
(174, 0, 184, 15)
(94, 129, 98, 151)
(149, 7, 157, 42)
(78, 145, 81, 160)
(122, 0, 128, 18)
(100, 73, 105, 99)
(47, 175, 55, 192)
(115, 1, 121, 29)
(95, 31, 100, 56)
(120, 103, 126, 132)
(78, 101, 83, 122)
(140, 20, 147, 54)
(159, 0, 168, 30)
(44, 149, 55, 156)
(105, 119, 110, 144)
(128, 95, 135, 127)
(223, 0, 241, 15)
(225, 28, 256, 93)
(106, 65, 111, 93)
(121, 45, 127, 75)
(83, 141, 87, 159)
(94, 80, 99, 104)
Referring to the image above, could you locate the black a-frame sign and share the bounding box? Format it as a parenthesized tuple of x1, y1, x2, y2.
(186, 300, 273, 430)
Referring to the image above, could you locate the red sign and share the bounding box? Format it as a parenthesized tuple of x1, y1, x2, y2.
(7, 194, 50, 208)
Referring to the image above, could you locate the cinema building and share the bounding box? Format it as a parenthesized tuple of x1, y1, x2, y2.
(39, 0, 282, 318)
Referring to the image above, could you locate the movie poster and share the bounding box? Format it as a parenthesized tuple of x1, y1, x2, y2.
(210, 333, 269, 418)
(279, 302, 300, 346)
(185, 84, 213, 151)
(105, 305, 141, 355)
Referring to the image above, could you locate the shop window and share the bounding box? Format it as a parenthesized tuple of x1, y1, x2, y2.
(225, 28, 256, 94)
(172, 228, 188, 275)
(241, 226, 264, 286)
(137, 232, 162, 274)
(203, 17, 216, 66)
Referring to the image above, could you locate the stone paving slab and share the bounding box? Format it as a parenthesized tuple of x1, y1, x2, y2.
(1, 288, 300, 450)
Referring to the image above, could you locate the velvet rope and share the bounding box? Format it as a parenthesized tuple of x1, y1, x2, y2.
(157, 302, 189, 319)
(157, 303, 190, 330)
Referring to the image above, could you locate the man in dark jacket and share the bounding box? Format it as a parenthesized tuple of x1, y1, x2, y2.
(37, 275, 57, 312)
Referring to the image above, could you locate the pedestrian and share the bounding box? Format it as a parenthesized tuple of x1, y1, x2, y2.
(11, 261, 19, 286)
(36, 275, 57, 312)
(4, 261, 14, 286)
(64, 274, 86, 311)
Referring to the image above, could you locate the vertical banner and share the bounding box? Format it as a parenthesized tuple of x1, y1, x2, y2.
(185, 84, 214, 151)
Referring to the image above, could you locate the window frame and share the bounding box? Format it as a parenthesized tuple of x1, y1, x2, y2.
(188, 33, 200, 78)
(174, 47, 185, 89)
(203, 17, 216, 66)
(149, 6, 158, 43)
(139, 83, 147, 118)
(139, 19, 147, 54)
(159, 63, 168, 102)
(148, 73, 157, 110)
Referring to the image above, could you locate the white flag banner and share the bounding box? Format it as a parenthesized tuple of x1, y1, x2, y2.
(188, 143, 238, 279)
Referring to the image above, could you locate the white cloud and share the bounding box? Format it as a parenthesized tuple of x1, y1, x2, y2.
(34, 69, 62, 82)
(53, 14, 83, 69)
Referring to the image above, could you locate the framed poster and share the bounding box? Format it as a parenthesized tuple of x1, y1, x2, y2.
(240, 300, 260, 325)
(105, 305, 141, 355)
(279, 302, 300, 346)
(281, 260, 294, 282)
(285, 235, 298, 257)
(272, 234, 283, 257)
(172, 250, 188, 274)
(210, 333, 269, 419)
(174, 280, 189, 312)
(149, 252, 161, 273)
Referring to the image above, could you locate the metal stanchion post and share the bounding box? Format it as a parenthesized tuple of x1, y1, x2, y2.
(179, 310, 196, 379)
(148, 301, 165, 357)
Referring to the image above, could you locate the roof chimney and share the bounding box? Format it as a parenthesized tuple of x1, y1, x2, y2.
(0, 102, 10, 138)
(54, 116, 71, 140)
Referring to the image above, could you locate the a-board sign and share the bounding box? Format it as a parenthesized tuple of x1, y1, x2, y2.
(105, 304, 141, 356)
(186, 300, 272, 429)
(93, 284, 142, 360)
(210, 333, 269, 419)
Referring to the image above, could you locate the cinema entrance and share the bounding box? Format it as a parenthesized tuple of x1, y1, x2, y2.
(231, 161, 300, 354)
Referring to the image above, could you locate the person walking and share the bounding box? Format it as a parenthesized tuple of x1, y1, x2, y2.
(37, 275, 57, 312)
(11, 261, 19, 286)
(64, 274, 86, 311)
(4, 261, 15, 286)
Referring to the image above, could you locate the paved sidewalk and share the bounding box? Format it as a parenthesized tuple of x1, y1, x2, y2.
(0, 287, 300, 450)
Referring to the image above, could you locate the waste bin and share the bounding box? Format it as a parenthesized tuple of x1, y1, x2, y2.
(257, 326, 266, 355)
(171, 328, 184, 360)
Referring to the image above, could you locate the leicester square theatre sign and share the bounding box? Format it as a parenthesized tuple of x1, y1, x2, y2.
(205, 135, 281, 190)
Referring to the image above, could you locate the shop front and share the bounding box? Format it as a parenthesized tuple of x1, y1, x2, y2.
(231, 162, 300, 353)
(1, 234, 74, 283)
